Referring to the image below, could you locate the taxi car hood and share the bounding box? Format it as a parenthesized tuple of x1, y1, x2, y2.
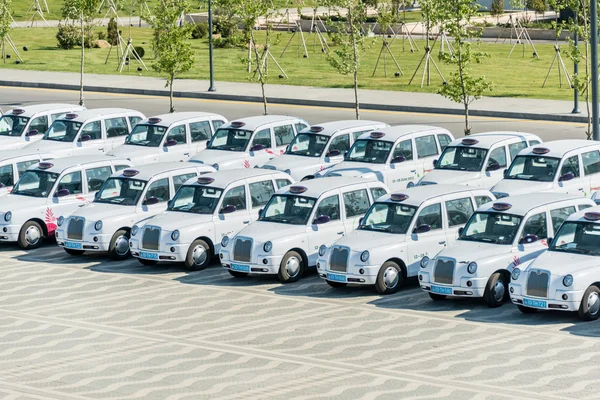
(1, 136, 34, 150)
(437, 240, 510, 263)
(23, 139, 72, 154)
(237, 221, 305, 243)
(333, 229, 406, 252)
(144, 211, 213, 232)
(107, 145, 158, 162)
(324, 161, 383, 178)
(0, 194, 48, 213)
(68, 202, 134, 222)
(0, 187, 12, 197)
(421, 170, 481, 185)
(491, 179, 553, 197)
(265, 155, 321, 171)
(524, 250, 600, 276)
(192, 149, 247, 167)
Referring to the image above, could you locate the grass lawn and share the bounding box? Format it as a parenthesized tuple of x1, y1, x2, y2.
(0, 26, 577, 101)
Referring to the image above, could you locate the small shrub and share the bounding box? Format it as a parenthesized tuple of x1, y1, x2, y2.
(56, 23, 80, 50)
(97, 31, 106, 40)
(133, 46, 145, 60)
(107, 17, 119, 45)
(191, 22, 209, 39)
(214, 16, 237, 38)
(213, 36, 243, 48)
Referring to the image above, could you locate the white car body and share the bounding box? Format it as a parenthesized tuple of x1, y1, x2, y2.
(509, 207, 600, 320)
(491, 140, 600, 199)
(189, 115, 309, 171)
(22, 108, 145, 158)
(54, 162, 216, 258)
(317, 125, 455, 191)
(317, 185, 495, 293)
(0, 156, 132, 248)
(129, 169, 295, 268)
(107, 112, 228, 165)
(0, 104, 86, 150)
(220, 177, 390, 282)
(262, 120, 389, 181)
(419, 193, 595, 306)
(0, 150, 55, 197)
(419, 132, 542, 189)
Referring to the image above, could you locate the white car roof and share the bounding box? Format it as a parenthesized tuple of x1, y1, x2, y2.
(517, 140, 600, 159)
(478, 193, 584, 216)
(225, 115, 305, 131)
(5, 104, 83, 118)
(0, 149, 53, 162)
(57, 108, 142, 123)
(566, 206, 600, 223)
(139, 112, 226, 127)
(448, 132, 542, 149)
(278, 177, 379, 198)
(378, 184, 490, 207)
(300, 120, 387, 137)
(113, 162, 213, 181)
(31, 155, 127, 174)
(187, 168, 291, 188)
(357, 125, 450, 142)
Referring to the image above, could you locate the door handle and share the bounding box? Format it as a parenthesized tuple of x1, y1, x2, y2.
(578, 188, 584, 191)
(183, 152, 190, 156)
(410, 170, 417, 173)
(337, 231, 344, 235)
(99, 148, 105, 152)
(439, 241, 446, 245)
(243, 220, 250, 224)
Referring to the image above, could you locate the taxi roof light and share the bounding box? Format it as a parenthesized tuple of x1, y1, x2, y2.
(148, 117, 162, 124)
(461, 138, 479, 146)
(370, 131, 385, 139)
(310, 126, 324, 133)
(584, 212, 600, 221)
(197, 177, 215, 185)
(65, 113, 78, 119)
(38, 162, 54, 170)
(289, 186, 308, 194)
(492, 202, 512, 211)
(532, 147, 550, 155)
(231, 121, 246, 128)
(12, 108, 25, 115)
(390, 193, 409, 202)
(122, 169, 140, 177)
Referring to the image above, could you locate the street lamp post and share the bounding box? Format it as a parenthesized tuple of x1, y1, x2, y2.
(208, 0, 216, 92)
(573, 10, 580, 114)
(592, 0, 599, 140)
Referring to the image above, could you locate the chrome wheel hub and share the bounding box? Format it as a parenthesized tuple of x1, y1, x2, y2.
(285, 256, 301, 277)
(493, 280, 505, 302)
(25, 226, 41, 246)
(114, 235, 129, 256)
(587, 292, 600, 316)
(192, 245, 208, 265)
(383, 266, 399, 289)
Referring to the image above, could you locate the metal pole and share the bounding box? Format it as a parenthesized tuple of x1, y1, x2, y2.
(208, 0, 216, 92)
(592, 0, 599, 139)
(573, 10, 581, 114)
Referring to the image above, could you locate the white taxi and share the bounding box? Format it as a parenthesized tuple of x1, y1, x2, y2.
(317, 185, 495, 294)
(492, 140, 600, 199)
(107, 112, 228, 165)
(220, 177, 390, 283)
(419, 132, 542, 189)
(0, 150, 55, 197)
(189, 115, 308, 171)
(0, 104, 85, 150)
(262, 120, 388, 181)
(129, 169, 294, 269)
(22, 108, 145, 157)
(55, 162, 216, 259)
(419, 194, 594, 307)
(318, 125, 454, 190)
(510, 208, 600, 320)
(0, 156, 132, 249)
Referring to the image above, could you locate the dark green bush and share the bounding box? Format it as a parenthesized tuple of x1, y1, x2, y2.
(191, 22, 209, 39)
(107, 17, 119, 45)
(214, 16, 237, 38)
(56, 23, 80, 50)
(133, 46, 145, 60)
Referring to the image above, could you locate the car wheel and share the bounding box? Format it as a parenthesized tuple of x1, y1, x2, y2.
(428, 292, 447, 301)
(185, 239, 211, 271)
(228, 270, 249, 278)
(277, 250, 304, 283)
(578, 285, 600, 321)
(518, 305, 537, 314)
(326, 280, 347, 288)
(484, 272, 508, 308)
(18, 221, 44, 250)
(109, 229, 130, 261)
(138, 258, 158, 266)
(375, 261, 403, 295)
(64, 248, 85, 256)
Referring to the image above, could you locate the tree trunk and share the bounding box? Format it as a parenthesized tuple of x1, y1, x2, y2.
(79, 15, 85, 107)
(169, 76, 175, 113)
(2, 39, 5, 64)
(250, 31, 268, 115)
(348, 9, 360, 120)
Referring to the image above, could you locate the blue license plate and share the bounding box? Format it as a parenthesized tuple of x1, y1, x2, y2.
(524, 298, 547, 308)
(231, 263, 250, 273)
(431, 285, 453, 295)
(140, 251, 159, 260)
(65, 241, 83, 250)
(327, 273, 347, 283)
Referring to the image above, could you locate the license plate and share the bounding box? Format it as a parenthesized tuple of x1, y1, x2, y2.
(231, 263, 250, 273)
(431, 285, 453, 295)
(524, 297, 547, 309)
(327, 273, 347, 283)
(65, 241, 83, 250)
(140, 251, 159, 260)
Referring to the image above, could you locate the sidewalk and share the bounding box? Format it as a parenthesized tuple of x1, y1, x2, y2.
(0, 68, 587, 123)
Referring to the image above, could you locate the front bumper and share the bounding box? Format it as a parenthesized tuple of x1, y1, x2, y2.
(0, 223, 21, 242)
(129, 238, 189, 262)
(316, 259, 378, 284)
(509, 283, 584, 312)
(419, 271, 487, 297)
(220, 249, 284, 274)
(56, 229, 113, 252)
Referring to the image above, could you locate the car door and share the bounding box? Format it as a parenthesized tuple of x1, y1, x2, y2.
(214, 184, 252, 241)
(483, 145, 508, 188)
(75, 120, 105, 155)
(189, 120, 213, 155)
(49, 170, 89, 232)
(139, 177, 172, 217)
(387, 138, 418, 190)
(406, 202, 448, 277)
(15, 158, 41, 188)
(248, 128, 273, 167)
(444, 194, 475, 243)
(104, 116, 130, 150)
(341, 187, 371, 232)
(414, 134, 440, 176)
(160, 124, 190, 162)
(272, 123, 296, 157)
(308, 192, 345, 264)
(84, 165, 113, 194)
(582, 149, 600, 195)
(557, 154, 587, 196)
(324, 133, 350, 165)
(512, 210, 550, 268)
(248, 178, 276, 222)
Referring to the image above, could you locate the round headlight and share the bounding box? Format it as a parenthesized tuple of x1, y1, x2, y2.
(4, 211, 11, 222)
(511, 268, 521, 281)
(263, 241, 273, 252)
(221, 235, 229, 247)
(360, 250, 370, 263)
(57, 216, 64, 227)
(212, 163, 219, 171)
(131, 225, 139, 236)
(420, 256, 430, 269)
(563, 274, 573, 287)
(171, 230, 180, 241)
(284, 169, 291, 175)
(94, 220, 103, 231)
(318, 245, 327, 257)
(467, 262, 478, 274)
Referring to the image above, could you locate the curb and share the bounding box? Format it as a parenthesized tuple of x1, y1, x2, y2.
(0, 80, 589, 124)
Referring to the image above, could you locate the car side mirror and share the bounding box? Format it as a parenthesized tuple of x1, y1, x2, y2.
(413, 224, 431, 234)
(219, 204, 237, 214)
(27, 129, 39, 137)
(486, 162, 501, 172)
(313, 215, 331, 225)
(458, 227, 464, 235)
(258, 208, 264, 217)
(94, 191, 100, 199)
(164, 139, 178, 147)
(167, 199, 172, 208)
(54, 188, 70, 198)
(391, 156, 406, 164)
(143, 196, 160, 206)
(559, 172, 575, 182)
(547, 237, 553, 245)
(433, 159, 438, 167)
(519, 234, 539, 245)
(358, 217, 364, 225)
(250, 144, 265, 152)
(79, 134, 91, 142)
(326, 150, 341, 158)
(503, 169, 508, 177)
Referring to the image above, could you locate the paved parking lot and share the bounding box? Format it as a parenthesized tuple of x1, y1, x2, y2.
(0, 243, 599, 399)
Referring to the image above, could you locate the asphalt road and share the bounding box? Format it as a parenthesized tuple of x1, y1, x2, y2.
(0, 86, 590, 142)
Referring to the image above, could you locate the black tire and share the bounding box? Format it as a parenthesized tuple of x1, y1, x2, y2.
(578, 285, 600, 321)
(109, 229, 130, 261)
(327, 280, 347, 288)
(138, 258, 158, 266)
(428, 292, 447, 301)
(375, 261, 404, 295)
(228, 269, 249, 278)
(185, 239, 211, 271)
(277, 250, 305, 283)
(64, 248, 85, 256)
(518, 305, 538, 314)
(18, 220, 44, 250)
(484, 272, 509, 308)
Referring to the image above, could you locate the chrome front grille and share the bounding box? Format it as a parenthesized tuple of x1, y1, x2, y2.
(66, 217, 84, 240)
(233, 238, 252, 262)
(142, 226, 161, 251)
(433, 258, 455, 284)
(526, 270, 550, 298)
(329, 247, 349, 273)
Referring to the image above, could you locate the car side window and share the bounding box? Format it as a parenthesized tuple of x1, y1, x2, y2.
(276, 178, 292, 189)
(166, 125, 187, 145)
(415, 135, 438, 159)
(295, 122, 308, 133)
(316, 194, 340, 221)
(415, 203, 442, 230)
(85, 166, 112, 192)
(252, 129, 272, 148)
(508, 142, 528, 160)
(80, 121, 102, 141)
(550, 206, 577, 233)
(560, 155, 580, 178)
(128, 116, 143, 127)
(0, 165, 14, 187)
(438, 134, 452, 150)
(29, 115, 49, 134)
(57, 171, 83, 195)
(475, 195, 493, 207)
(212, 120, 226, 131)
(190, 121, 212, 142)
(445, 197, 475, 227)
(370, 187, 388, 200)
(392, 139, 413, 161)
(521, 212, 548, 240)
(105, 117, 129, 138)
(274, 125, 295, 146)
(173, 173, 198, 191)
(249, 180, 275, 208)
(352, 130, 371, 141)
(582, 150, 600, 175)
(222, 185, 247, 210)
(488, 146, 507, 169)
(51, 112, 67, 122)
(144, 178, 170, 203)
(343, 189, 370, 218)
(17, 160, 39, 175)
(529, 140, 541, 146)
(114, 164, 130, 172)
(579, 204, 593, 211)
(329, 134, 350, 154)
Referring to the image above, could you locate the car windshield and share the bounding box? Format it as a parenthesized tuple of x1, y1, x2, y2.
(459, 211, 522, 245)
(346, 139, 392, 164)
(0, 115, 30, 137)
(125, 124, 167, 147)
(44, 120, 82, 142)
(168, 185, 224, 214)
(505, 155, 560, 182)
(358, 202, 418, 234)
(436, 146, 487, 172)
(11, 170, 59, 198)
(286, 133, 330, 157)
(95, 178, 147, 205)
(259, 194, 316, 225)
(550, 221, 600, 256)
(207, 128, 252, 151)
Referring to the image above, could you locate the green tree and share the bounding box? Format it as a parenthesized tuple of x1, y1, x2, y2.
(145, 0, 195, 113)
(435, 0, 492, 135)
(0, 0, 12, 64)
(490, 0, 504, 22)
